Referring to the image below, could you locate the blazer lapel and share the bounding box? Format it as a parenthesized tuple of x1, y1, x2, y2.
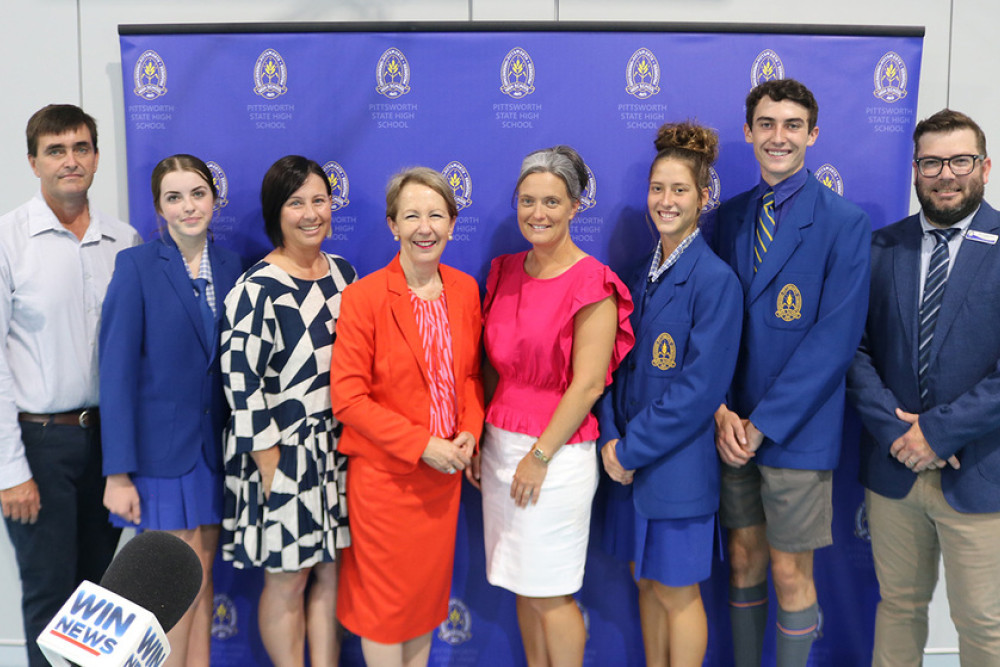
(930, 204, 1000, 358)
(387, 256, 431, 385)
(643, 235, 702, 322)
(748, 180, 814, 305)
(441, 265, 468, 384)
(160, 239, 211, 357)
(204, 242, 233, 364)
(892, 216, 922, 371)
(734, 194, 757, 291)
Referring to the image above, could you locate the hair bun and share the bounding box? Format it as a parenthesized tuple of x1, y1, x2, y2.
(653, 121, 719, 165)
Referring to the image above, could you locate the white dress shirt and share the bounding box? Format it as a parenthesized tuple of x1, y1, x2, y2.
(0, 193, 141, 488)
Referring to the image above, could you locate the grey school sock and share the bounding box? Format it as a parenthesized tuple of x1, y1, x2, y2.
(776, 603, 822, 667)
(729, 583, 768, 667)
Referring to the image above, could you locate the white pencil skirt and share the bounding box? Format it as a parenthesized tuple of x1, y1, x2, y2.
(480, 424, 598, 597)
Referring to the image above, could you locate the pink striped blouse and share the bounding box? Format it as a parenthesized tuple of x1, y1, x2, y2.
(409, 289, 457, 438)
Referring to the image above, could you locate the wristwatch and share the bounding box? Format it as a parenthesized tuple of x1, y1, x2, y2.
(532, 447, 551, 465)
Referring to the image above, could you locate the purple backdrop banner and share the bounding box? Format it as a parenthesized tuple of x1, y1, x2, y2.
(118, 22, 923, 665)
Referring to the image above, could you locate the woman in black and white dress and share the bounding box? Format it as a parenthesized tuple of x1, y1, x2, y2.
(220, 155, 356, 667)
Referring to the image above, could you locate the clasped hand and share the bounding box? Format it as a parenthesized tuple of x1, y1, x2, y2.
(890, 408, 960, 473)
(601, 439, 634, 485)
(422, 431, 476, 476)
(714, 404, 764, 467)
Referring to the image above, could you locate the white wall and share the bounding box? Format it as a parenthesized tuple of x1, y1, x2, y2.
(0, 0, 975, 220)
(0, 1, 985, 664)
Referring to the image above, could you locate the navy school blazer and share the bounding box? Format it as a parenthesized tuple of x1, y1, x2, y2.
(710, 172, 871, 470)
(100, 236, 242, 477)
(597, 233, 743, 519)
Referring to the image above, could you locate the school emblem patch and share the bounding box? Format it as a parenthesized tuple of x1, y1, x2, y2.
(776, 284, 803, 322)
(651, 333, 677, 370)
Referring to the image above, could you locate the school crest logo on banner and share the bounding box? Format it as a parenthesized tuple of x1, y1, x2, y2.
(854, 501, 871, 542)
(625, 48, 661, 99)
(751, 49, 784, 88)
(253, 49, 288, 99)
(210, 593, 238, 640)
(133, 50, 167, 100)
(702, 167, 722, 212)
(438, 598, 473, 646)
(376, 48, 411, 98)
(501, 47, 536, 99)
(323, 161, 351, 211)
(442, 161, 473, 211)
(206, 161, 229, 211)
(577, 164, 598, 213)
(776, 284, 803, 322)
(874, 51, 908, 103)
(815, 163, 844, 196)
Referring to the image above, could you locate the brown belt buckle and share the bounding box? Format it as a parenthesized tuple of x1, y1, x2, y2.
(78, 409, 95, 429)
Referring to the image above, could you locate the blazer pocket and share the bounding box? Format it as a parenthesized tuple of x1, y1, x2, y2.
(976, 440, 1000, 485)
(138, 399, 178, 466)
(763, 273, 821, 331)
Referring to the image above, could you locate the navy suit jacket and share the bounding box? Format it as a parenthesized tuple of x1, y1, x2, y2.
(597, 234, 743, 519)
(847, 203, 1000, 513)
(711, 172, 871, 470)
(100, 237, 242, 477)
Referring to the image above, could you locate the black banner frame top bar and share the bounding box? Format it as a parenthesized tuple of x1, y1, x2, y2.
(119, 21, 924, 38)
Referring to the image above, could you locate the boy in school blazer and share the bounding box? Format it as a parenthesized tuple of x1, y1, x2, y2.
(710, 79, 871, 667)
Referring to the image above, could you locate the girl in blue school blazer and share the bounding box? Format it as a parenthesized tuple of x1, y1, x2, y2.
(598, 122, 743, 666)
(99, 154, 241, 666)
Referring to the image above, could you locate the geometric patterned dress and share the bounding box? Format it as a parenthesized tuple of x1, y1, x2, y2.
(219, 253, 356, 572)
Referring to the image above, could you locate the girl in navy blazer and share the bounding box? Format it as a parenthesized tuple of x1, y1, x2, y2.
(598, 122, 743, 666)
(99, 154, 242, 666)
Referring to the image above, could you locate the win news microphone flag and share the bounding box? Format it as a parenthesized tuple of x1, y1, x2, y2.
(37, 532, 203, 667)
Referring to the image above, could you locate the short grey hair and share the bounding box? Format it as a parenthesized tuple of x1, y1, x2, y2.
(515, 145, 589, 201)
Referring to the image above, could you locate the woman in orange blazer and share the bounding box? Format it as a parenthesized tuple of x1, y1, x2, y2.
(330, 167, 484, 667)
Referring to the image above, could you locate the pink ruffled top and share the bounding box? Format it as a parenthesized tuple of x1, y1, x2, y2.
(483, 251, 634, 443)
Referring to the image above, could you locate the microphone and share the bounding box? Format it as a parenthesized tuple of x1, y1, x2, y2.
(36, 532, 203, 667)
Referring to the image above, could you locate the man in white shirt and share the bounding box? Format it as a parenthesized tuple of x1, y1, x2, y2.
(0, 104, 141, 666)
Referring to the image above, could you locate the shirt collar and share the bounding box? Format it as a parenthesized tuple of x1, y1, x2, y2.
(170, 235, 214, 284)
(26, 192, 118, 244)
(756, 167, 809, 209)
(918, 205, 979, 237)
(648, 228, 700, 283)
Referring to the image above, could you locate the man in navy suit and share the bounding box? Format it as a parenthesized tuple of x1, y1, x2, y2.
(711, 79, 871, 667)
(847, 109, 1000, 665)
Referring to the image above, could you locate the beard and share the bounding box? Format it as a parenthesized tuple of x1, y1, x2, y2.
(916, 174, 985, 227)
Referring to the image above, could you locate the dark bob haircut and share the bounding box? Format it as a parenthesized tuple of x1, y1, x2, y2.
(260, 155, 330, 248)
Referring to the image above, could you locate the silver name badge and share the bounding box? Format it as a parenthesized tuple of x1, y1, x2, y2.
(965, 230, 999, 245)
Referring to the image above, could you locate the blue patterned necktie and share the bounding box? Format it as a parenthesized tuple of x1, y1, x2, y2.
(918, 228, 960, 407)
(754, 189, 776, 272)
(192, 277, 216, 346)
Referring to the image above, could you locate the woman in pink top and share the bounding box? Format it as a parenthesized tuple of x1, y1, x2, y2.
(474, 145, 634, 666)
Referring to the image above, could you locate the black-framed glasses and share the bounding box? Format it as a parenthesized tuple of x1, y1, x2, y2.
(914, 154, 986, 177)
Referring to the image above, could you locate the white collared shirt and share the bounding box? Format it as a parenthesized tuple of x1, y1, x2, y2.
(0, 193, 141, 487)
(917, 206, 977, 299)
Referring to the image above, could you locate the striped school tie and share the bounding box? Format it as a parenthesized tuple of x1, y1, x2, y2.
(754, 189, 775, 272)
(917, 227, 960, 407)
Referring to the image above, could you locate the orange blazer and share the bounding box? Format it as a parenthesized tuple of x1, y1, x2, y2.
(331, 255, 484, 474)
